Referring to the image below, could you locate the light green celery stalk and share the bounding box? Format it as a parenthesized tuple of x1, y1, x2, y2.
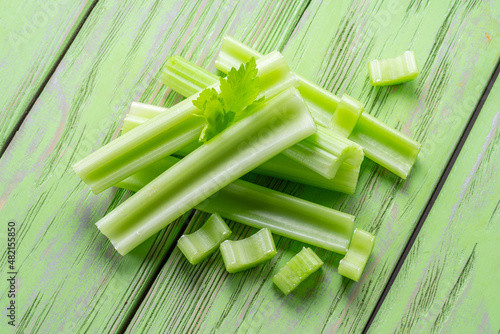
(97, 87, 316, 255)
(220, 228, 277, 273)
(116, 157, 355, 254)
(272, 247, 324, 295)
(157, 55, 363, 180)
(73, 51, 293, 194)
(368, 51, 418, 86)
(215, 36, 421, 179)
(161, 56, 219, 97)
(177, 213, 232, 265)
(338, 228, 375, 282)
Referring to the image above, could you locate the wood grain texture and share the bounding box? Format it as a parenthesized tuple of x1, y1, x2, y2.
(369, 75, 500, 333)
(0, 0, 98, 151)
(0, 0, 310, 332)
(126, 0, 500, 333)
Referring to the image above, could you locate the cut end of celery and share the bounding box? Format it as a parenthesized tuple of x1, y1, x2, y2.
(338, 228, 375, 281)
(330, 94, 364, 137)
(273, 247, 323, 295)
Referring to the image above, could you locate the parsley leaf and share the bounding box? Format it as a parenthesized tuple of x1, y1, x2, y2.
(193, 58, 261, 143)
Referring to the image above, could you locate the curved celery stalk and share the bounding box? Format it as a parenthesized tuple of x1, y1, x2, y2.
(368, 51, 418, 86)
(177, 213, 231, 265)
(220, 228, 277, 273)
(215, 36, 421, 179)
(272, 247, 323, 295)
(330, 94, 364, 137)
(96, 88, 316, 255)
(338, 228, 375, 282)
(159, 55, 364, 180)
(73, 51, 292, 194)
(116, 160, 354, 254)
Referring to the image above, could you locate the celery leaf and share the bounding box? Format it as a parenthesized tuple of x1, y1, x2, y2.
(193, 58, 261, 142)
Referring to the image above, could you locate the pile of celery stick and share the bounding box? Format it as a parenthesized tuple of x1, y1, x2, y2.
(73, 37, 420, 294)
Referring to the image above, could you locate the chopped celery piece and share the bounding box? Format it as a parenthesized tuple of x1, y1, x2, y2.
(96, 88, 316, 255)
(220, 228, 277, 273)
(348, 113, 421, 179)
(368, 51, 418, 86)
(330, 94, 364, 137)
(116, 158, 354, 254)
(272, 247, 323, 295)
(177, 213, 231, 265)
(73, 51, 292, 194)
(338, 228, 375, 282)
(162, 55, 218, 97)
(215, 36, 421, 179)
(161, 55, 363, 180)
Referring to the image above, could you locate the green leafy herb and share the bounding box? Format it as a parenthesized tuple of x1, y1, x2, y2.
(193, 57, 262, 142)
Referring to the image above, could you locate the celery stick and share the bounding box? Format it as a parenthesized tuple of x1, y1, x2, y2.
(338, 228, 375, 282)
(348, 113, 421, 179)
(330, 94, 364, 137)
(220, 228, 277, 273)
(196, 179, 354, 254)
(162, 55, 219, 97)
(97, 88, 316, 255)
(272, 247, 323, 295)
(116, 159, 355, 254)
(160, 55, 364, 180)
(73, 52, 291, 194)
(215, 36, 421, 178)
(368, 51, 418, 86)
(177, 213, 231, 265)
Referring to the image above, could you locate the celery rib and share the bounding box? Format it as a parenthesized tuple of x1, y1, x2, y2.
(177, 213, 231, 265)
(215, 36, 421, 179)
(96, 88, 316, 255)
(116, 158, 355, 254)
(73, 52, 292, 194)
(368, 51, 418, 86)
(220, 228, 277, 273)
(338, 228, 375, 282)
(273, 247, 323, 295)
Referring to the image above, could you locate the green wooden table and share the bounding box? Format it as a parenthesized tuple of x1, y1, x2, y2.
(1, 0, 499, 333)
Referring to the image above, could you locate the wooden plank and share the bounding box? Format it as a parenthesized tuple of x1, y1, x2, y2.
(125, 0, 500, 332)
(368, 75, 500, 333)
(0, 0, 98, 151)
(0, 0, 310, 333)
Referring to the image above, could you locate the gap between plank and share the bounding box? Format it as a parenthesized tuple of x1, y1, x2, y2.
(362, 56, 500, 334)
(0, 0, 100, 157)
